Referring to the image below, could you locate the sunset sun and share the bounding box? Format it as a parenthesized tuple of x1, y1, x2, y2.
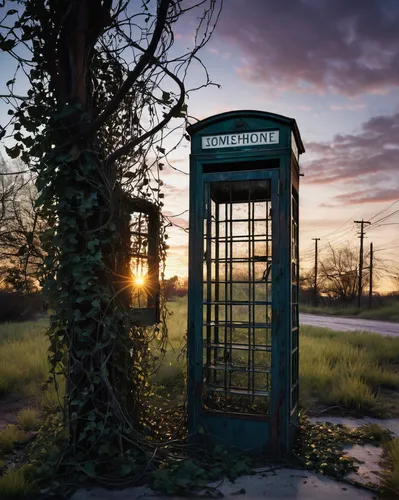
(134, 275, 145, 287)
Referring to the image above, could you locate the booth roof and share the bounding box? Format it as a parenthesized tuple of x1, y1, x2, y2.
(186, 109, 305, 154)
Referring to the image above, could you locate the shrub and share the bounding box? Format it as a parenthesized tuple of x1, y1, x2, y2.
(16, 408, 41, 431)
(381, 438, 399, 498)
(0, 291, 45, 323)
(0, 467, 36, 499)
(0, 426, 26, 455)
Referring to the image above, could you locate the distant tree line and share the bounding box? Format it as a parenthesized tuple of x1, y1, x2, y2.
(0, 155, 44, 294)
(0, 155, 46, 321)
(1, 157, 397, 314)
(163, 275, 188, 299)
(299, 242, 398, 307)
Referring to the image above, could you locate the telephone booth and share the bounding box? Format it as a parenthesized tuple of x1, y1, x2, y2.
(186, 111, 304, 455)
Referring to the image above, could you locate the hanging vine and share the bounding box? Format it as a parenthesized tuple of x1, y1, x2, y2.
(0, 0, 222, 482)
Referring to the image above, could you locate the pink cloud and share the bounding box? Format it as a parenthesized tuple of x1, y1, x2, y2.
(303, 112, 399, 187)
(330, 103, 366, 111)
(215, 0, 399, 96)
(321, 188, 399, 206)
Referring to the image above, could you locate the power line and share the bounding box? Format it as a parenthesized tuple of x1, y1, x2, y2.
(301, 225, 356, 257)
(381, 237, 399, 247)
(168, 209, 188, 218)
(319, 213, 357, 240)
(300, 205, 397, 266)
(382, 258, 399, 265)
(301, 221, 355, 253)
(301, 234, 355, 262)
(374, 245, 399, 253)
(369, 199, 399, 222)
(373, 209, 399, 225)
(367, 209, 399, 231)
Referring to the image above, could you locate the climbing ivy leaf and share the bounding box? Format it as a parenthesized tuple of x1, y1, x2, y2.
(83, 462, 96, 477)
(5, 145, 21, 159)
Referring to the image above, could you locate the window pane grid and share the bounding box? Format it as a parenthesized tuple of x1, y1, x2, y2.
(291, 189, 299, 417)
(202, 180, 273, 416)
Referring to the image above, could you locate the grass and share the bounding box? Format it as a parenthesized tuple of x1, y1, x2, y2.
(0, 467, 36, 499)
(300, 298, 399, 322)
(0, 426, 26, 455)
(16, 408, 41, 432)
(356, 423, 393, 442)
(1, 297, 399, 419)
(381, 438, 399, 498)
(293, 325, 399, 415)
(165, 297, 399, 417)
(0, 319, 49, 399)
(0, 318, 65, 423)
(0, 298, 399, 495)
(151, 302, 187, 389)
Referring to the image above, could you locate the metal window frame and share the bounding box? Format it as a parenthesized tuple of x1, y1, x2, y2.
(188, 160, 281, 450)
(129, 198, 161, 326)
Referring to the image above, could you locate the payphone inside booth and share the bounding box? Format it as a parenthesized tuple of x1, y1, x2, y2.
(186, 111, 304, 455)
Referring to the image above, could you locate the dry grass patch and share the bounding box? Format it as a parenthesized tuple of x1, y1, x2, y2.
(0, 320, 49, 399)
(0, 467, 36, 499)
(295, 326, 399, 415)
(164, 300, 399, 416)
(381, 438, 399, 499)
(16, 408, 41, 432)
(0, 426, 26, 455)
(1, 301, 399, 420)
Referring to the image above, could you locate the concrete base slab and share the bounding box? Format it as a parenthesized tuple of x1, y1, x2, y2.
(310, 416, 399, 438)
(70, 417, 399, 500)
(345, 444, 383, 487)
(70, 468, 375, 500)
(309, 416, 399, 489)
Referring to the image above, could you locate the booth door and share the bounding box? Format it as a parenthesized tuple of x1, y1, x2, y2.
(202, 175, 278, 421)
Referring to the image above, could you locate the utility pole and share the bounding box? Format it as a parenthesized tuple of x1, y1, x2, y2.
(354, 220, 371, 308)
(312, 238, 320, 306)
(368, 242, 373, 309)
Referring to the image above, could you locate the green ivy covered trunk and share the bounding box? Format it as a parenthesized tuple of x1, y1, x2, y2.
(38, 105, 140, 470)
(1, 0, 221, 481)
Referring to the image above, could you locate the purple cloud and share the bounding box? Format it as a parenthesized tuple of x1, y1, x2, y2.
(304, 111, 399, 185)
(302, 111, 399, 205)
(216, 0, 399, 96)
(321, 188, 399, 206)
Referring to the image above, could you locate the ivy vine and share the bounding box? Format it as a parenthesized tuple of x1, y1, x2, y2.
(0, 0, 222, 485)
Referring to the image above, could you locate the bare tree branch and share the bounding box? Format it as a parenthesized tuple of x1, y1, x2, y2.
(82, 0, 172, 138)
(0, 169, 31, 176)
(0, 94, 28, 100)
(106, 62, 185, 166)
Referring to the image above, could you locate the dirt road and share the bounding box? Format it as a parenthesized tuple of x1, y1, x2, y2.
(299, 313, 399, 337)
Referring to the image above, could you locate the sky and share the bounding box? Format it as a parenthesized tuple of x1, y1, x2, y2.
(160, 0, 399, 290)
(0, 0, 398, 291)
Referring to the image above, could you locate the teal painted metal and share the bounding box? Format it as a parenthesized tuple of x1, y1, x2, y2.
(187, 110, 304, 456)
